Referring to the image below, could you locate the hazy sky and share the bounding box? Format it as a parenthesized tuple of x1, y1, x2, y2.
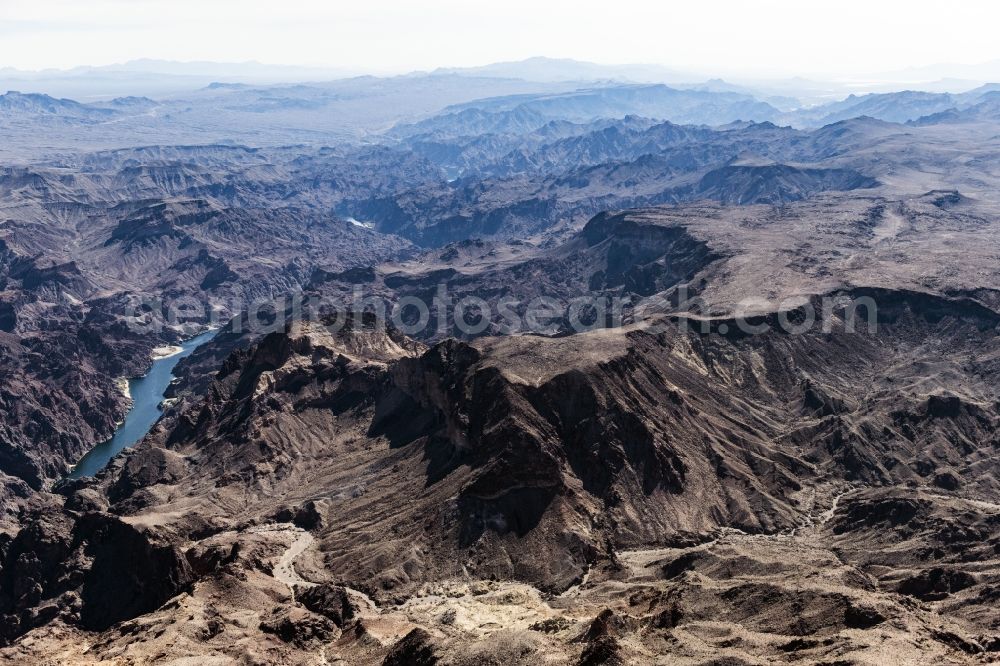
(2, 0, 998, 78)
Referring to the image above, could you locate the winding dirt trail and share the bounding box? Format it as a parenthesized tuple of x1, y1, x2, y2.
(274, 530, 318, 597)
(245, 523, 317, 600)
(253, 523, 379, 613)
(818, 488, 852, 526)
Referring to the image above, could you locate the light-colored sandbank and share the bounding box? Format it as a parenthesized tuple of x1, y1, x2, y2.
(114, 377, 131, 401)
(150, 345, 184, 360)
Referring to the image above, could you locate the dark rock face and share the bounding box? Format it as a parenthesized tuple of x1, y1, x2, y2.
(373, 334, 698, 587)
(271, 500, 325, 531)
(259, 606, 336, 647)
(0, 511, 75, 642)
(844, 603, 887, 629)
(578, 635, 625, 666)
(928, 394, 964, 419)
(0, 301, 16, 332)
(580, 609, 631, 643)
(897, 568, 978, 601)
(580, 211, 719, 296)
(185, 541, 240, 577)
(76, 513, 193, 631)
(933, 470, 962, 490)
(832, 496, 928, 534)
(311, 265, 378, 285)
(932, 630, 984, 655)
(109, 448, 189, 502)
(198, 252, 239, 290)
(382, 628, 439, 665)
(298, 584, 356, 627)
(0, 509, 192, 644)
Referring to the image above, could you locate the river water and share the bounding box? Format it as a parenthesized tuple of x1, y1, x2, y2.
(68, 329, 216, 478)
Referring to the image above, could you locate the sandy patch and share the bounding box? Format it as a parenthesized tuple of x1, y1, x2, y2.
(151, 345, 184, 360)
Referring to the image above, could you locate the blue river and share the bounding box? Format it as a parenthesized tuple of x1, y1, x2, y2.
(69, 329, 216, 478)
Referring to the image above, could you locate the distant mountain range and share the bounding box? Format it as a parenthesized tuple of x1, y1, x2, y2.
(0, 59, 358, 100)
(5, 56, 1000, 105)
(440, 84, 783, 126)
(431, 56, 693, 84)
(2, 63, 1000, 160)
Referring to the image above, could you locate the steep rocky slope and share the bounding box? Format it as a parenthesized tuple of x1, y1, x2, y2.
(3, 275, 999, 662)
